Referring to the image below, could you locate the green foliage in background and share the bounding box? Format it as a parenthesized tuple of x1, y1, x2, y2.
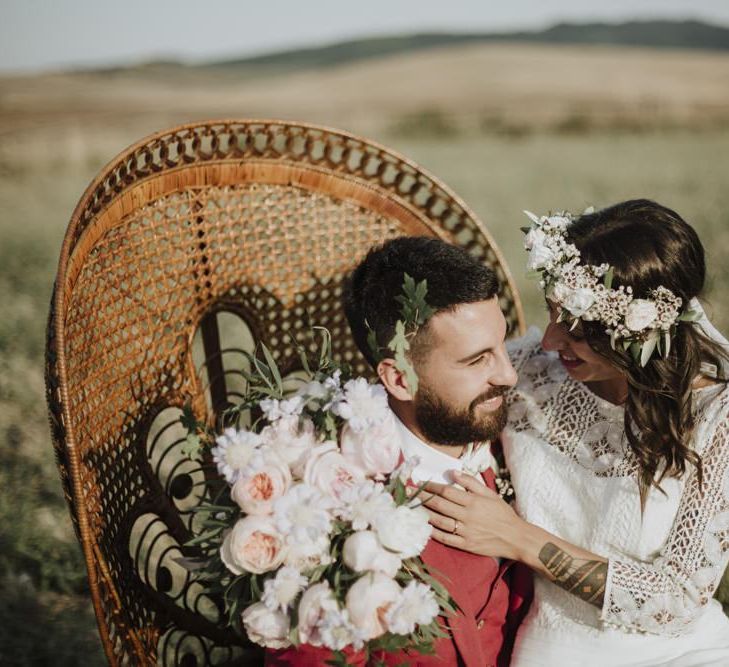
(2, 122, 729, 661)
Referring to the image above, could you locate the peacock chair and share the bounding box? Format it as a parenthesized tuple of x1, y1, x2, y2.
(45, 119, 525, 666)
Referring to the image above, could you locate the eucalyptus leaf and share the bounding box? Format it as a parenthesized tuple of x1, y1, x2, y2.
(640, 332, 659, 366)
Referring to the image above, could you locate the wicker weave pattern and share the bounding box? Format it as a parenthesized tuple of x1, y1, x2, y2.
(45, 120, 524, 666)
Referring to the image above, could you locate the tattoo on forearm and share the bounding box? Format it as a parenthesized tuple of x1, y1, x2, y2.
(538, 542, 607, 608)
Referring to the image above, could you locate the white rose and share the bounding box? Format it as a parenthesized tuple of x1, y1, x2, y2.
(230, 450, 291, 515)
(526, 243, 555, 271)
(260, 416, 317, 478)
(373, 504, 431, 559)
(345, 573, 402, 640)
(297, 582, 338, 647)
(220, 515, 287, 575)
(560, 286, 595, 318)
(625, 299, 659, 332)
(241, 601, 291, 649)
(304, 442, 366, 503)
(384, 580, 440, 635)
(340, 413, 401, 478)
(342, 531, 402, 578)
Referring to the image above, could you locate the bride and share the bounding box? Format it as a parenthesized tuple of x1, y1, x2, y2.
(421, 200, 729, 666)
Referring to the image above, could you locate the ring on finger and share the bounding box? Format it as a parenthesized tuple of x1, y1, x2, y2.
(451, 519, 461, 535)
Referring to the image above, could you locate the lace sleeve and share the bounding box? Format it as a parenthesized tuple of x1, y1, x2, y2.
(601, 392, 729, 636)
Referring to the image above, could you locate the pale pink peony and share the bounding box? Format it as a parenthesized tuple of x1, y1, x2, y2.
(340, 413, 401, 477)
(230, 451, 291, 515)
(297, 582, 338, 647)
(345, 573, 402, 640)
(241, 602, 291, 648)
(220, 515, 287, 575)
(373, 504, 431, 559)
(304, 442, 366, 502)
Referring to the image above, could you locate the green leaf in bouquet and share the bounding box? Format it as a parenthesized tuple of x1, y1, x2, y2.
(313, 325, 333, 367)
(260, 343, 284, 392)
(181, 403, 201, 433)
(185, 527, 224, 547)
(325, 651, 350, 667)
(181, 432, 203, 461)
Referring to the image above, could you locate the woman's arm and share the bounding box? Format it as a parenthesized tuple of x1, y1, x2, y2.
(420, 472, 608, 608)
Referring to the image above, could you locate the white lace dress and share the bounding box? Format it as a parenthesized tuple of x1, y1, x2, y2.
(504, 328, 729, 667)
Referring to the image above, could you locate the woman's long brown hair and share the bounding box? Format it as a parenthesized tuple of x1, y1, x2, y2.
(567, 200, 729, 507)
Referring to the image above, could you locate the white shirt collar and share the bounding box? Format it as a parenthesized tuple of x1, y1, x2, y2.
(392, 412, 494, 485)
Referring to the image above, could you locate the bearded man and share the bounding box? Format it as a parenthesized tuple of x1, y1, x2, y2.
(267, 236, 532, 667)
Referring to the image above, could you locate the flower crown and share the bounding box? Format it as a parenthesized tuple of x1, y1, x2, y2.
(523, 209, 700, 367)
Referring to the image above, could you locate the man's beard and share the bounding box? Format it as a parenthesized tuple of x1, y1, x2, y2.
(414, 384, 508, 447)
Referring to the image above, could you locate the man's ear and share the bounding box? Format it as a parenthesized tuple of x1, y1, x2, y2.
(377, 358, 415, 402)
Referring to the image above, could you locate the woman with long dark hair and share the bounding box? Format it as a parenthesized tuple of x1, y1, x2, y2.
(422, 200, 729, 665)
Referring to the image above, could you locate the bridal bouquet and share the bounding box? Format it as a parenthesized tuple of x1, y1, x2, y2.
(183, 329, 454, 664)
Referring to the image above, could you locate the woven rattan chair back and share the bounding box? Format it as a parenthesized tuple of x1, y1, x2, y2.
(45, 120, 525, 666)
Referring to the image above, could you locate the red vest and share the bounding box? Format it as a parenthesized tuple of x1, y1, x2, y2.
(266, 468, 532, 667)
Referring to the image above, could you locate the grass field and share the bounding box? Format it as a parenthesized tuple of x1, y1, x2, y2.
(2, 41, 729, 663)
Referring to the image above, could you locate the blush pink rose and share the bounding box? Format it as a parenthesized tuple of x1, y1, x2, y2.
(340, 413, 401, 478)
(303, 442, 366, 502)
(220, 515, 287, 575)
(230, 452, 292, 515)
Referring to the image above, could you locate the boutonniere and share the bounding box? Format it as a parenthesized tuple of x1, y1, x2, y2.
(460, 443, 515, 502)
(459, 442, 495, 476)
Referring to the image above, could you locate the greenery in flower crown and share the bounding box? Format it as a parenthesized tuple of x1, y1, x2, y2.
(366, 273, 436, 394)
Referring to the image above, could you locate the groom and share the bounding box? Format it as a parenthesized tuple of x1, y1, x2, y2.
(268, 236, 531, 666)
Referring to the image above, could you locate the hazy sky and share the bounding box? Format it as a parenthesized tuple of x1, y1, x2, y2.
(2, 0, 729, 73)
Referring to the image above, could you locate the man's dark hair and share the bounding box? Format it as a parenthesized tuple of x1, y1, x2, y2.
(343, 236, 499, 368)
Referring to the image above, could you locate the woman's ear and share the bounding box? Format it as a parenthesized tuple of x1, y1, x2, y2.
(377, 357, 415, 402)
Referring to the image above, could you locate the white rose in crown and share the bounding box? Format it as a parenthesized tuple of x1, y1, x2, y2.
(220, 515, 287, 575)
(260, 416, 317, 478)
(230, 450, 292, 515)
(297, 581, 338, 647)
(241, 602, 291, 649)
(625, 299, 658, 332)
(340, 412, 401, 477)
(373, 504, 431, 559)
(345, 573, 402, 640)
(304, 442, 366, 502)
(342, 530, 402, 577)
(527, 243, 555, 271)
(555, 284, 595, 318)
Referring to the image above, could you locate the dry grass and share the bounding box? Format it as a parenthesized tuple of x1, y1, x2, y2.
(1, 42, 728, 662)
